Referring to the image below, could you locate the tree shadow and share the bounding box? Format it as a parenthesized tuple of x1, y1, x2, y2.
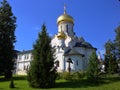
(102, 75, 120, 83)
(55, 80, 100, 88)
(0, 75, 26, 82)
(10, 87, 20, 89)
(55, 76, 120, 88)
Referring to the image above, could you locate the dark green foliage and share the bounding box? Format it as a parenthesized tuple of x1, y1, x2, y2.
(9, 77, 15, 88)
(115, 26, 120, 61)
(86, 52, 100, 82)
(104, 26, 120, 74)
(0, 0, 16, 79)
(27, 24, 57, 88)
(104, 40, 118, 74)
(73, 71, 86, 80)
(108, 54, 118, 74)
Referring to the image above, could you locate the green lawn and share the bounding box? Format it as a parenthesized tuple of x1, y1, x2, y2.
(0, 75, 120, 90)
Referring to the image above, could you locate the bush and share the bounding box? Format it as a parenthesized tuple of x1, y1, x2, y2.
(62, 72, 71, 80)
(73, 71, 86, 80)
(56, 73, 62, 80)
(57, 71, 85, 81)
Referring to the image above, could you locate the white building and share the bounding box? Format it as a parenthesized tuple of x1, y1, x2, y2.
(16, 50, 33, 75)
(51, 6, 96, 72)
(16, 6, 96, 75)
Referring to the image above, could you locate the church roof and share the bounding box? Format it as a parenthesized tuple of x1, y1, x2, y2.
(64, 49, 84, 57)
(74, 37, 96, 49)
(57, 4, 74, 25)
(17, 50, 32, 55)
(74, 41, 92, 48)
(57, 14, 74, 25)
(79, 36, 85, 42)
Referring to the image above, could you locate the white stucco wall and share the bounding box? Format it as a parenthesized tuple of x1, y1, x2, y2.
(65, 55, 84, 72)
(16, 52, 32, 75)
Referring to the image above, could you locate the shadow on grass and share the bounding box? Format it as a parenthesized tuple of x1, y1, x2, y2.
(102, 75, 120, 83)
(55, 80, 100, 88)
(55, 76, 120, 88)
(0, 75, 26, 82)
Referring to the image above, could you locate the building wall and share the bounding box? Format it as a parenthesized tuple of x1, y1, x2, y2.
(73, 47, 96, 70)
(55, 52, 65, 72)
(65, 55, 84, 72)
(16, 51, 32, 75)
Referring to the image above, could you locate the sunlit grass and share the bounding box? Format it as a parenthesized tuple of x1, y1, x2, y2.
(0, 74, 120, 90)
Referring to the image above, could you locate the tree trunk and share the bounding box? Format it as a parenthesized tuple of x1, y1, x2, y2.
(4, 70, 12, 80)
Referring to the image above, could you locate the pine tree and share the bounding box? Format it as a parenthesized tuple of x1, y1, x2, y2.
(86, 52, 99, 82)
(27, 24, 57, 88)
(0, 0, 16, 79)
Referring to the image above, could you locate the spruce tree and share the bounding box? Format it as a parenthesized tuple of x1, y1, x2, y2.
(0, 0, 16, 79)
(86, 52, 99, 82)
(27, 24, 57, 88)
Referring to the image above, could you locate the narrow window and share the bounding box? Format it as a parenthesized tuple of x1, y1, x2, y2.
(76, 60, 78, 66)
(61, 25, 62, 31)
(24, 55, 26, 60)
(27, 55, 29, 59)
(18, 55, 21, 60)
(66, 24, 69, 34)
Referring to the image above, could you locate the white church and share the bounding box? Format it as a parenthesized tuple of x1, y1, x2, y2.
(15, 6, 97, 75)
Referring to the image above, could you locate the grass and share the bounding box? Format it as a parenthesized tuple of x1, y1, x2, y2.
(0, 74, 120, 90)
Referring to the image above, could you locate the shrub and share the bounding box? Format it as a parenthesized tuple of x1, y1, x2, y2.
(58, 71, 85, 81)
(73, 71, 86, 80)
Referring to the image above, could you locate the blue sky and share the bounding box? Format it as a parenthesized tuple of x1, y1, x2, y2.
(3, 0, 120, 55)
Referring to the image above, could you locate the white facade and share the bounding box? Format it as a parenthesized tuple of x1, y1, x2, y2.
(16, 50, 33, 75)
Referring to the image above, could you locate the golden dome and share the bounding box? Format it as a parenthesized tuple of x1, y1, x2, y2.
(57, 14, 74, 25)
(57, 31, 66, 39)
(57, 4, 74, 25)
